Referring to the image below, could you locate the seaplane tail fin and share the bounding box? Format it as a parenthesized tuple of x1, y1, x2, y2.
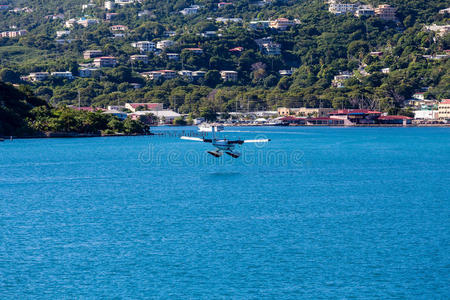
(243, 139, 271, 143)
(180, 136, 204, 142)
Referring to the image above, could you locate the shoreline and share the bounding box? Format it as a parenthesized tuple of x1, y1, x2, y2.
(2, 124, 449, 140)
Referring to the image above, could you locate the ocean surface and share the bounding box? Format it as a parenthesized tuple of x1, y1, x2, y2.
(0, 127, 449, 298)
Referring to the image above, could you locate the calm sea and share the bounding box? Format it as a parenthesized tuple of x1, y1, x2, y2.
(1, 127, 449, 298)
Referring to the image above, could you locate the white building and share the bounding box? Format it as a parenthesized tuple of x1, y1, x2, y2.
(269, 18, 295, 30)
(79, 68, 99, 78)
(220, 70, 238, 82)
(180, 5, 200, 15)
(329, 3, 358, 15)
(56, 30, 70, 38)
(28, 72, 50, 82)
(166, 53, 180, 60)
(156, 40, 175, 50)
(105, 1, 115, 10)
(249, 21, 270, 30)
(130, 54, 148, 64)
(131, 41, 156, 52)
(412, 92, 425, 101)
(141, 70, 177, 80)
(261, 42, 281, 55)
(424, 24, 450, 37)
(332, 72, 353, 88)
(414, 110, 439, 120)
(66, 18, 98, 28)
(0, 30, 27, 38)
(51, 71, 74, 80)
(115, 0, 135, 5)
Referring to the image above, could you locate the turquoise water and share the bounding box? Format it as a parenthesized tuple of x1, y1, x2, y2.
(1, 127, 449, 298)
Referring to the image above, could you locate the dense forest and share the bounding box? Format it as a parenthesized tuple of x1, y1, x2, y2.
(0, 0, 449, 116)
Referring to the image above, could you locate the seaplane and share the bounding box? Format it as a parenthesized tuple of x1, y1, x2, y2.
(180, 126, 270, 158)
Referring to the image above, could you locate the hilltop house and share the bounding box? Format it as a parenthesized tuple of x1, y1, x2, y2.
(156, 40, 175, 50)
(51, 71, 74, 80)
(183, 48, 203, 54)
(110, 25, 128, 31)
(130, 55, 148, 64)
(269, 18, 295, 30)
(93, 56, 117, 68)
(84, 50, 103, 59)
(141, 70, 177, 80)
(375, 4, 396, 21)
(249, 21, 270, 30)
(180, 5, 200, 15)
(131, 41, 156, 52)
(220, 70, 238, 82)
(332, 72, 353, 88)
(26, 72, 50, 82)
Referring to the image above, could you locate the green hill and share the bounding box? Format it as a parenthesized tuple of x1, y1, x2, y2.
(0, 0, 449, 114)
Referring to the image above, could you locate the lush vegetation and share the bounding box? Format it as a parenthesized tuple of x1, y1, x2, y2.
(0, 0, 449, 117)
(0, 81, 149, 136)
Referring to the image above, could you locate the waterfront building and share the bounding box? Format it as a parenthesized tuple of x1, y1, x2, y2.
(414, 110, 439, 120)
(277, 107, 333, 118)
(377, 115, 413, 125)
(438, 99, 450, 121)
(306, 117, 345, 126)
(329, 109, 382, 125)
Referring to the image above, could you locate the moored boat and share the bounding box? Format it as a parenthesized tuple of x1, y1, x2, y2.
(198, 123, 224, 132)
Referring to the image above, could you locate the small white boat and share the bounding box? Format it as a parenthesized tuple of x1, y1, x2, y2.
(198, 123, 224, 132)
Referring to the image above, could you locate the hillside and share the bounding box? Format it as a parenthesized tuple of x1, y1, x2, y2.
(0, 0, 449, 115)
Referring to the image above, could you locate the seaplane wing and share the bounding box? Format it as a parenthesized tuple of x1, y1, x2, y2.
(243, 139, 271, 143)
(180, 136, 204, 142)
(180, 136, 213, 143)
